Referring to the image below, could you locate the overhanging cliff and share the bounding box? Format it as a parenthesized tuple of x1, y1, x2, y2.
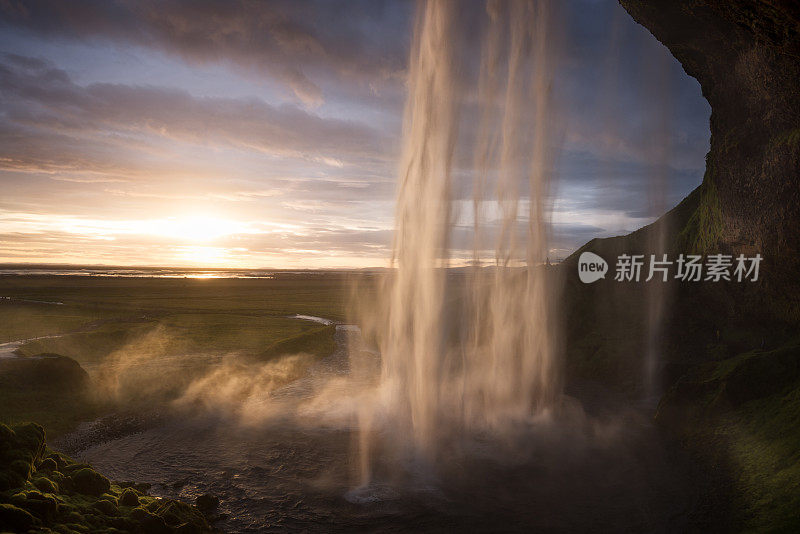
(618, 0, 800, 321)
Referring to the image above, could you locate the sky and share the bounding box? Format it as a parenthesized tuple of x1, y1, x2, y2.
(0, 0, 711, 269)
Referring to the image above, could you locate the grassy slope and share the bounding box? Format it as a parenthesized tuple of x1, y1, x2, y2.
(656, 337, 800, 531)
(0, 387, 103, 441)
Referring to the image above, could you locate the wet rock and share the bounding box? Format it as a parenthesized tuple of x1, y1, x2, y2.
(196, 493, 220, 511)
(152, 499, 205, 526)
(71, 467, 111, 496)
(120, 480, 152, 494)
(209, 512, 229, 523)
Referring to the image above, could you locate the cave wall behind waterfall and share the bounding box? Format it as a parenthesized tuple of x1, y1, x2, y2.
(618, 0, 800, 320)
(561, 1, 799, 393)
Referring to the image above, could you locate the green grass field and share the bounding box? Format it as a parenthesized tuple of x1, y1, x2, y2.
(0, 273, 357, 437)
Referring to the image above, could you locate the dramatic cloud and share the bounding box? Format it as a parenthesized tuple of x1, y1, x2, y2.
(0, 0, 410, 105)
(0, 54, 386, 165)
(0, 0, 710, 267)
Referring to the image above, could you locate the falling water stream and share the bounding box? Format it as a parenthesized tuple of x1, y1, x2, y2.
(353, 0, 562, 489)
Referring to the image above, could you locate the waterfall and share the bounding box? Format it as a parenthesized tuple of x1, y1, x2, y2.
(352, 0, 562, 487)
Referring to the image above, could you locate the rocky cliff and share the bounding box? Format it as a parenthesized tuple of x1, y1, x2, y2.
(618, 0, 800, 321)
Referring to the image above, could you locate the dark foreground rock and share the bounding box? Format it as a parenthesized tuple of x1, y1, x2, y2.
(0, 422, 215, 533)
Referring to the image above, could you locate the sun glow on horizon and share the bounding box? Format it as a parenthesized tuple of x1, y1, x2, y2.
(175, 245, 231, 266)
(152, 215, 252, 242)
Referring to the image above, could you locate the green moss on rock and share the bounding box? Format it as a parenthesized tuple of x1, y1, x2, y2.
(70, 468, 111, 496)
(656, 337, 800, 530)
(93, 498, 119, 516)
(0, 502, 38, 530)
(118, 489, 140, 507)
(675, 163, 724, 254)
(0, 422, 45, 491)
(33, 475, 59, 493)
(0, 422, 214, 533)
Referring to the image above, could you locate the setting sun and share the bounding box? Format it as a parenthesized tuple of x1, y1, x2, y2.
(156, 216, 249, 242)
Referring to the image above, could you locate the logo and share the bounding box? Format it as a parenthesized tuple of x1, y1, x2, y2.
(578, 252, 608, 283)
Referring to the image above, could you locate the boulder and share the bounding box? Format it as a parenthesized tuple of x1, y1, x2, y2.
(71, 467, 111, 496)
(37, 457, 58, 472)
(119, 488, 141, 507)
(195, 494, 219, 511)
(93, 498, 119, 516)
(0, 422, 46, 491)
(0, 503, 37, 531)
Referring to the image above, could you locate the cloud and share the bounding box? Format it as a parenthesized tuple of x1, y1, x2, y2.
(0, 55, 385, 162)
(0, 0, 410, 106)
(0, 0, 712, 266)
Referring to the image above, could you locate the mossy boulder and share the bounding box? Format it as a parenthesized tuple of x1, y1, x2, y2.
(32, 475, 59, 493)
(0, 422, 46, 491)
(46, 452, 72, 471)
(0, 502, 38, 530)
(93, 498, 119, 516)
(0, 422, 213, 532)
(119, 488, 140, 507)
(13, 490, 59, 521)
(37, 457, 58, 472)
(70, 467, 111, 496)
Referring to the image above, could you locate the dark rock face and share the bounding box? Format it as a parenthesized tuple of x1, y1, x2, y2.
(618, 0, 800, 321)
(562, 1, 800, 393)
